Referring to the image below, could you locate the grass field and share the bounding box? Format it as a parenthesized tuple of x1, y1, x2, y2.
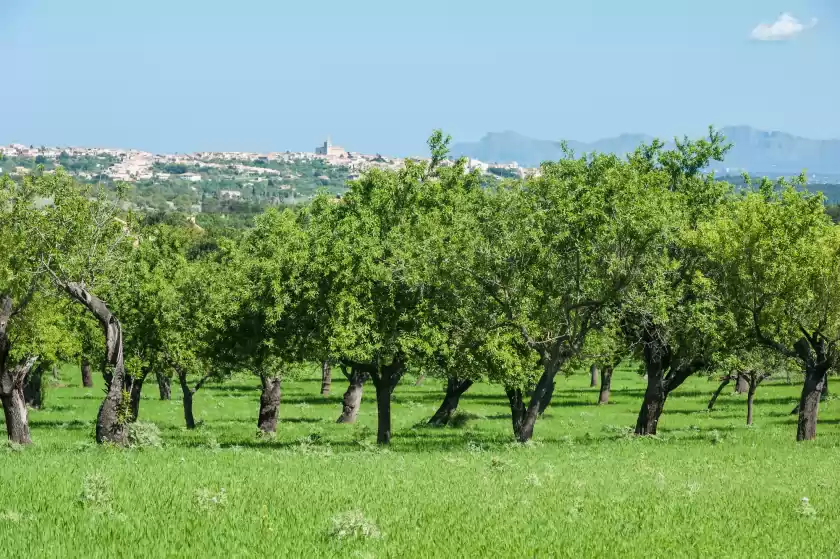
(3, 365, 840, 558)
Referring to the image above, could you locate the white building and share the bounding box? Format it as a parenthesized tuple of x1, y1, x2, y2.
(219, 190, 242, 200)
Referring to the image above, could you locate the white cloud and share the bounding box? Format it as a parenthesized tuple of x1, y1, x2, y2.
(751, 13, 817, 41)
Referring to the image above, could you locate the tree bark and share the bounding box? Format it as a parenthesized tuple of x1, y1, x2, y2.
(23, 362, 47, 409)
(537, 381, 556, 415)
(0, 297, 35, 444)
(505, 386, 526, 440)
(735, 374, 748, 394)
(1, 388, 31, 445)
(128, 369, 150, 422)
(590, 363, 598, 387)
(797, 365, 827, 441)
(708, 377, 732, 411)
(257, 376, 281, 433)
(517, 356, 565, 442)
(337, 368, 367, 424)
(81, 358, 93, 388)
(374, 378, 391, 444)
(428, 377, 473, 426)
(156, 372, 171, 400)
(636, 372, 667, 435)
(320, 360, 332, 397)
(746, 381, 756, 426)
(57, 282, 130, 445)
(0, 355, 37, 445)
(598, 366, 613, 405)
(372, 361, 403, 445)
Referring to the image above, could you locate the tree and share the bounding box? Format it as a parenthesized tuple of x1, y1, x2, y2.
(0, 173, 80, 443)
(620, 130, 732, 435)
(445, 145, 674, 441)
(30, 172, 136, 444)
(698, 179, 840, 440)
(217, 208, 319, 433)
(310, 134, 466, 444)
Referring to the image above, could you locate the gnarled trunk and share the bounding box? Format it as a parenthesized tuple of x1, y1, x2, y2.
(797, 365, 826, 441)
(708, 377, 731, 411)
(176, 369, 197, 429)
(590, 364, 598, 387)
(320, 361, 332, 397)
(257, 376, 281, 433)
(58, 282, 129, 445)
(505, 386, 526, 440)
(428, 377, 473, 426)
(81, 359, 93, 388)
(337, 368, 366, 424)
(598, 366, 613, 405)
(1, 388, 30, 445)
(156, 372, 171, 401)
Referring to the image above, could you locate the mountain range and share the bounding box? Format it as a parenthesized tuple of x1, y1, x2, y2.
(451, 126, 840, 175)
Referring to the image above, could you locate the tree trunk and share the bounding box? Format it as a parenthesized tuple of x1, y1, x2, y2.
(0, 298, 34, 444)
(598, 366, 613, 405)
(517, 358, 564, 442)
(505, 386, 526, 440)
(23, 363, 46, 409)
(635, 368, 667, 435)
(58, 282, 129, 445)
(414, 374, 426, 386)
(537, 381, 556, 415)
(590, 364, 598, 387)
(320, 360, 332, 397)
(746, 381, 756, 426)
(735, 374, 748, 394)
(81, 358, 93, 388)
(1, 388, 31, 445)
(708, 377, 731, 411)
(797, 366, 826, 441)
(257, 376, 281, 433)
(128, 371, 148, 423)
(156, 372, 171, 400)
(374, 377, 391, 445)
(183, 390, 195, 429)
(337, 369, 366, 424)
(428, 378, 473, 426)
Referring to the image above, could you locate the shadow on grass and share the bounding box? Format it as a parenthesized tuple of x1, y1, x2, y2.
(29, 419, 93, 430)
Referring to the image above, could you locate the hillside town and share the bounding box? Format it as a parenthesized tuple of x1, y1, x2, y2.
(0, 138, 533, 184)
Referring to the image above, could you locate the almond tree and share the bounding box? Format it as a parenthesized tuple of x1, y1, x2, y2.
(619, 130, 732, 435)
(309, 132, 469, 444)
(699, 179, 840, 440)
(30, 171, 135, 444)
(216, 208, 319, 433)
(445, 145, 674, 441)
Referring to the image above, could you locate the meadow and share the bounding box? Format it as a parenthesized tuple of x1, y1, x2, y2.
(3, 366, 840, 558)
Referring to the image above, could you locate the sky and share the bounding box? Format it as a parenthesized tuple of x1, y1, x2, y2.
(1, 0, 837, 155)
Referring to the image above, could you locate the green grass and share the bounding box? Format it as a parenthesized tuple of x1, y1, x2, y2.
(3, 365, 840, 558)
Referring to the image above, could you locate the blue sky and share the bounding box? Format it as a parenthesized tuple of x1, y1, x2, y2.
(1, 0, 837, 155)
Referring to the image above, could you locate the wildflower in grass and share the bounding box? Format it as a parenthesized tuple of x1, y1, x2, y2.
(800, 497, 817, 518)
(329, 510, 381, 540)
(79, 473, 112, 512)
(194, 487, 228, 511)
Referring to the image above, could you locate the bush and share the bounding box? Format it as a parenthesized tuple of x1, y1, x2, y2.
(127, 422, 163, 449)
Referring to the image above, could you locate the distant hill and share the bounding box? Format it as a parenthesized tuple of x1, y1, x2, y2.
(452, 127, 840, 174)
